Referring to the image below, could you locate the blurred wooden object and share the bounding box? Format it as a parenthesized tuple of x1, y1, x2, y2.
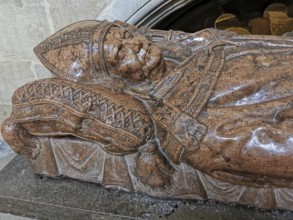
(268, 11, 293, 35)
(249, 18, 271, 35)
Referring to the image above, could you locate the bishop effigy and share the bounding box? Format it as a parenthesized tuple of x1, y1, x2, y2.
(2, 20, 293, 210)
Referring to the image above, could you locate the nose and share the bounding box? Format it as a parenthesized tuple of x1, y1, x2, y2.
(122, 37, 143, 53)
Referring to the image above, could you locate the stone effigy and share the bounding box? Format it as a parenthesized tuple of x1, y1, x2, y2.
(1, 20, 293, 210)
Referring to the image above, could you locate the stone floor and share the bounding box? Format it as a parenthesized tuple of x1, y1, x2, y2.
(0, 213, 36, 220)
(0, 105, 293, 220)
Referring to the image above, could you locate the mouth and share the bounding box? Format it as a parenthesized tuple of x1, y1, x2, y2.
(142, 44, 165, 79)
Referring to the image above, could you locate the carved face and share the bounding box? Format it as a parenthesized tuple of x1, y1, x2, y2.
(103, 27, 165, 83)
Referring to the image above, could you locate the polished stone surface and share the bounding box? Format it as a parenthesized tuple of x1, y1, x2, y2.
(2, 24, 293, 217)
(4, 20, 293, 210)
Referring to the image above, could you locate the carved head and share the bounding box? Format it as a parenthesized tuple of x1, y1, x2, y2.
(34, 20, 165, 84)
(103, 26, 165, 83)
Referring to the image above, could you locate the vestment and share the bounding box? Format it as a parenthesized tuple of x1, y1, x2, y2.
(141, 27, 293, 186)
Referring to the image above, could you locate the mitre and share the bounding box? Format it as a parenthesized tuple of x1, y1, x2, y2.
(34, 20, 114, 83)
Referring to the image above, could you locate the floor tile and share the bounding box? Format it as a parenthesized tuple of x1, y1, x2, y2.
(92, 188, 181, 219)
(91, 212, 136, 220)
(0, 213, 36, 220)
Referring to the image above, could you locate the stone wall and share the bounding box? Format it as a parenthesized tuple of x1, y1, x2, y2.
(0, 0, 111, 105)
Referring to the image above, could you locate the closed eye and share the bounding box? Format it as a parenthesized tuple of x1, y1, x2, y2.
(118, 48, 126, 60)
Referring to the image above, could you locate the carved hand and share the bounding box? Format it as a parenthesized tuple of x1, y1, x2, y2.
(99, 77, 127, 93)
(1, 118, 40, 159)
(136, 141, 174, 188)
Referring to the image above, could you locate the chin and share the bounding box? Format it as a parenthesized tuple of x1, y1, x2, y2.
(148, 56, 165, 81)
(143, 45, 165, 79)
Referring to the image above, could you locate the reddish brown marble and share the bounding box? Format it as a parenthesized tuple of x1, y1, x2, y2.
(1, 20, 293, 210)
